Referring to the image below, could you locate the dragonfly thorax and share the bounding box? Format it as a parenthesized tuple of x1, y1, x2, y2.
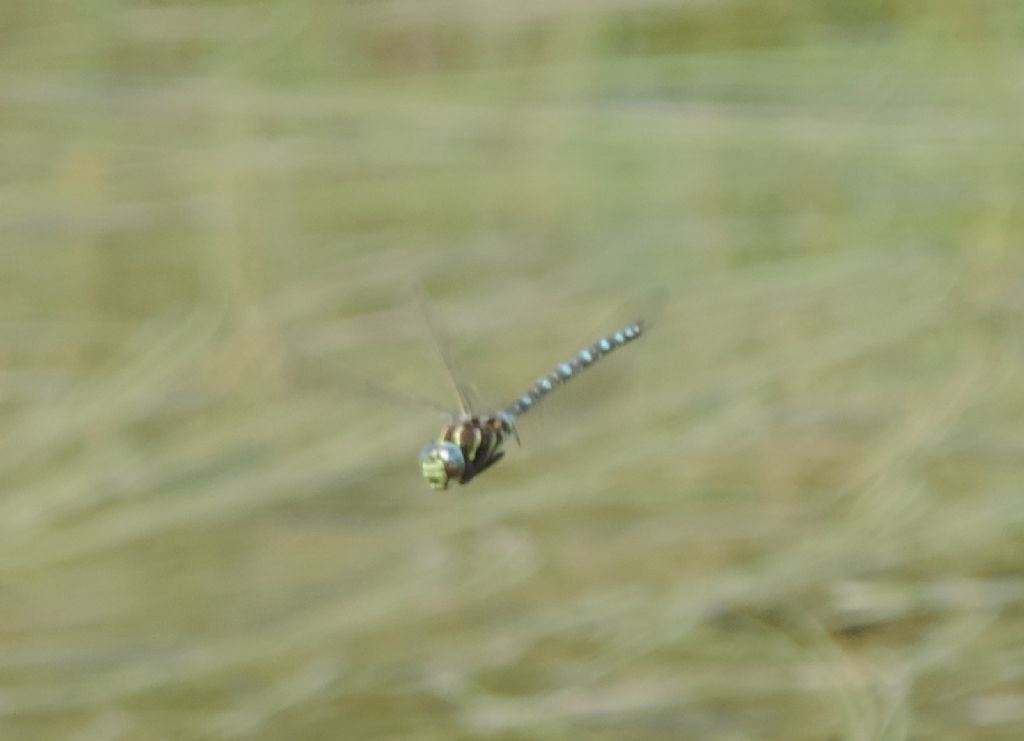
(419, 414, 517, 490)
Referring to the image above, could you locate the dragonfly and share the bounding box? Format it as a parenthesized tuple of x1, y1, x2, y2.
(419, 320, 646, 489)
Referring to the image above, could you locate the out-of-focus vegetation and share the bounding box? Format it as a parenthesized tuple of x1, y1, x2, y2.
(2, 2, 1023, 739)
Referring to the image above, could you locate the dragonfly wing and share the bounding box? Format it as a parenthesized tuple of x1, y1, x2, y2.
(414, 281, 478, 416)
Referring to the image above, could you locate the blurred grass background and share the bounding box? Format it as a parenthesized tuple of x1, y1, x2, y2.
(2, 1, 1024, 739)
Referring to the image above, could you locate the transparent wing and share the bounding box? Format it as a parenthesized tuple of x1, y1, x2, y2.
(413, 281, 478, 417)
(337, 367, 452, 417)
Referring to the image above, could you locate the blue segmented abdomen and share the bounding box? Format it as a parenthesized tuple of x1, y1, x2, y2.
(503, 321, 645, 419)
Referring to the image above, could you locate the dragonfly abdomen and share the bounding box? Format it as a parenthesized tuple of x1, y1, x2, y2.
(504, 321, 644, 419)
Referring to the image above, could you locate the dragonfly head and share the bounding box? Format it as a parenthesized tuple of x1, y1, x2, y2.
(419, 441, 465, 490)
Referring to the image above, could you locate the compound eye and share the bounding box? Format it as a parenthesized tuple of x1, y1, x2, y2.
(419, 443, 466, 490)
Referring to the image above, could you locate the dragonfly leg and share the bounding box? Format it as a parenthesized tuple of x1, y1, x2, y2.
(461, 451, 505, 484)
